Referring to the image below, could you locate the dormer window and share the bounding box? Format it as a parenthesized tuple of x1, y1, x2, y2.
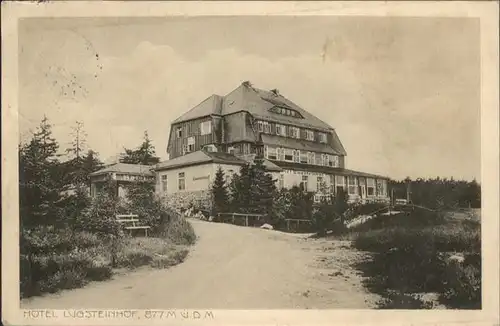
(268, 106, 304, 119)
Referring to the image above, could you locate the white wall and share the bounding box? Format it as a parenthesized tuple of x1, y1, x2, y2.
(157, 162, 243, 195)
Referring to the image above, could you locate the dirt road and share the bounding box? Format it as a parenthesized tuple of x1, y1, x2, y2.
(22, 219, 379, 309)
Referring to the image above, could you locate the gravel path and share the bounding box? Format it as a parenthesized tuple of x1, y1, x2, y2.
(22, 219, 379, 309)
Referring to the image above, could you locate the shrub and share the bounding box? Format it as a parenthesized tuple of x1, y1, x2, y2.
(20, 248, 113, 298)
(349, 208, 445, 233)
(355, 246, 447, 294)
(74, 191, 123, 236)
(150, 249, 189, 269)
(351, 212, 481, 309)
(158, 213, 196, 245)
(377, 292, 434, 309)
(440, 253, 481, 309)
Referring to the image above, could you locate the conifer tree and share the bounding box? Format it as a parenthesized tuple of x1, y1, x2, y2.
(120, 131, 160, 166)
(211, 166, 229, 215)
(229, 163, 252, 212)
(249, 157, 277, 214)
(19, 116, 62, 227)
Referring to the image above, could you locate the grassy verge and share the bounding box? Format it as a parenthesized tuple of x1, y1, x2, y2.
(20, 214, 196, 299)
(341, 208, 481, 309)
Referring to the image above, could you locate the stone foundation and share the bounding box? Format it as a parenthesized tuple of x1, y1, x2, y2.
(162, 190, 213, 212)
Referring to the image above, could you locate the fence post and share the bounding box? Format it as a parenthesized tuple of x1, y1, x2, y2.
(232, 213, 235, 224)
(245, 215, 248, 226)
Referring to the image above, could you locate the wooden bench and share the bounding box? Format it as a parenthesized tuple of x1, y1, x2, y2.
(116, 214, 151, 237)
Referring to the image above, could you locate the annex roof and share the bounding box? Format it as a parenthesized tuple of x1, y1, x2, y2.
(155, 150, 247, 171)
(89, 163, 155, 177)
(154, 150, 283, 172)
(271, 160, 390, 180)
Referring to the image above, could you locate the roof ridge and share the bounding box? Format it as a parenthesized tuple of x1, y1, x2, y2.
(172, 94, 219, 124)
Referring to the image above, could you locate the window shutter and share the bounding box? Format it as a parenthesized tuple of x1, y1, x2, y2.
(270, 123, 276, 134)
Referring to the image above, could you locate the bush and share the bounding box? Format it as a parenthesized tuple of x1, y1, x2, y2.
(74, 191, 124, 236)
(440, 253, 481, 309)
(150, 249, 189, 269)
(157, 213, 196, 245)
(377, 292, 434, 309)
(351, 212, 481, 309)
(355, 246, 447, 294)
(20, 247, 113, 298)
(349, 208, 445, 233)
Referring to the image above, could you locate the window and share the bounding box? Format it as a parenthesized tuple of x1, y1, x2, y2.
(178, 172, 185, 191)
(381, 180, 387, 197)
(161, 175, 168, 193)
(348, 176, 358, 195)
(276, 124, 286, 136)
(203, 144, 216, 152)
(187, 137, 195, 152)
(267, 146, 277, 160)
(329, 155, 339, 167)
(277, 147, 285, 161)
(200, 120, 212, 135)
(257, 121, 264, 132)
(307, 152, 315, 165)
(367, 178, 375, 196)
(293, 150, 300, 163)
(290, 126, 300, 139)
(263, 121, 271, 133)
(228, 146, 235, 155)
(278, 173, 285, 189)
(301, 176, 309, 191)
(269, 105, 304, 118)
(321, 154, 327, 166)
(317, 176, 323, 192)
(306, 130, 314, 141)
(300, 151, 308, 164)
(319, 132, 327, 143)
(336, 175, 345, 194)
(376, 179, 385, 197)
(284, 149, 294, 162)
(176, 127, 182, 138)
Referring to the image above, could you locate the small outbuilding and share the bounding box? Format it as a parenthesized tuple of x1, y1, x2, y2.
(89, 163, 155, 199)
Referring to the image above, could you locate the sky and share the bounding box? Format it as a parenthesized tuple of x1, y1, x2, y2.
(18, 16, 481, 181)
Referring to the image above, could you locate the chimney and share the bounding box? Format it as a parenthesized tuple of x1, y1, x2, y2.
(270, 89, 279, 96)
(242, 80, 252, 87)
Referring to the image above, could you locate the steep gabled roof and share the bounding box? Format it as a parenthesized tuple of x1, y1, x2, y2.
(171, 82, 335, 131)
(222, 83, 333, 131)
(172, 94, 223, 124)
(89, 163, 155, 177)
